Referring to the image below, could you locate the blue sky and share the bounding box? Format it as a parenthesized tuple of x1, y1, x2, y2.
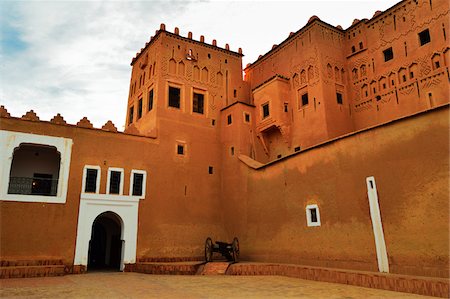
(0, 0, 399, 129)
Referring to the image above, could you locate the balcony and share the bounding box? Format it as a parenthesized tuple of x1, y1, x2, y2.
(8, 176, 58, 196)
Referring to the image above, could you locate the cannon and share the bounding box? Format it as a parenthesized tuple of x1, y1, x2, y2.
(204, 237, 239, 263)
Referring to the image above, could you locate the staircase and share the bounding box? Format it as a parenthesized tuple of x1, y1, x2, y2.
(197, 262, 231, 275)
(0, 259, 66, 279)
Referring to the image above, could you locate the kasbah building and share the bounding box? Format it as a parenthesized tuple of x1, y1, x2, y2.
(0, 0, 449, 296)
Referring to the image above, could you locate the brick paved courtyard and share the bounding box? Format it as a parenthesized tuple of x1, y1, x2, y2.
(0, 272, 435, 298)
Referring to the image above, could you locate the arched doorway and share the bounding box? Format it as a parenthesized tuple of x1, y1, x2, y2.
(88, 212, 123, 271)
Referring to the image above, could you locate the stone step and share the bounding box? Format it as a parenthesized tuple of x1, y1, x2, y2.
(0, 265, 66, 279)
(197, 262, 231, 275)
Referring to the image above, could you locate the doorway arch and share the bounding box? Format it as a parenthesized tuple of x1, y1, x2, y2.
(88, 212, 123, 271)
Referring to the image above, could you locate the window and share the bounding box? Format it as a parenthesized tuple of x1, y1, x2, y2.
(1, 131, 72, 204)
(301, 93, 309, 106)
(128, 106, 134, 124)
(244, 113, 250, 123)
(193, 92, 204, 114)
(132, 173, 144, 196)
(230, 147, 234, 156)
(208, 166, 214, 174)
(351, 46, 356, 53)
(410, 71, 414, 79)
(383, 47, 394, 62)
(306, 204, 321, 227)
(8, 144, 60, 197)
(137, 98, 143, 119)
(168, 86, 181, 108)
(336, 92, 343, 105)
(177, 144, 185, 155)
(109, 171, 121, 194)
(227, 114, 232, 125)
(148, 89, 154, 111)
(84, 167, 99, 193)
(359, 42, 363, 49)
(418, 29, 431, 46)
(262, 103, 270, 119)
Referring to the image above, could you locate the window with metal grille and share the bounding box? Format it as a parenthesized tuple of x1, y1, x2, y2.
(132, 173, 144, 196)
(109, 171, 121, 194)
(84, 169, 98, 193)
(193, 93, 204, 114)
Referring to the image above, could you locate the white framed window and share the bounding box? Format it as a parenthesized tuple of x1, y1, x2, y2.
(81, 165, 101, 194)
(0, 130, 72, 204)
(130, 169, 147, 199)
(306, 204, 321, 227)
(106, 167, 124, 195)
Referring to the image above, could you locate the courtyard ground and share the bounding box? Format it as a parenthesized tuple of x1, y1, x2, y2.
(0, 272, 435, 299)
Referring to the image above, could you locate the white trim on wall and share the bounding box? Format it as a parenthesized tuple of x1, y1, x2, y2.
(129, 169, 147, 199)
(0, 130, 73, 204)
(366, 176, 389, 273)
(106, 167, 124, 195)
(81, 165, 101, 194)
(73, 195, 139, 271)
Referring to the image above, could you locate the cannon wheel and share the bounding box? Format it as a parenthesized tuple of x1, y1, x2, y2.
(205, 237, 213, 262)
(232, 237, 239, 263)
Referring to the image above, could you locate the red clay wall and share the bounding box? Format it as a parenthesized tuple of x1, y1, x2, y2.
(224, 106, 449, 278)
(0, 118, 227, 265)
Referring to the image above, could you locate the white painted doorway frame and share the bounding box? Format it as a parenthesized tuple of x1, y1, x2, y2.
(74, 194, 139, 271)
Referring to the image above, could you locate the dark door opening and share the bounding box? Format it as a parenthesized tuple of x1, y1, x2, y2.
(88, 212, 123, 271)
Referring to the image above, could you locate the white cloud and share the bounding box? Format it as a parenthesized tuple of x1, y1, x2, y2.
(0, 0, 399, 129)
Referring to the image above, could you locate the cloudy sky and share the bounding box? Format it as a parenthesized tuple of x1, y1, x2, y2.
(1, 0, 399, 130)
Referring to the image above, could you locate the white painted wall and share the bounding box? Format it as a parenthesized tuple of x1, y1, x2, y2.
(74, 194, 139, 271)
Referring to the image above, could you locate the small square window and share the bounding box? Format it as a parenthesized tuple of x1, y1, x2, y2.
(148, 89, 154, 111)
(193, 92, 204, 114)
(383, 47, 394, 62)
(418, 29, 431, 46)
(208, 166, 213, 174)
(168, 86, 181, 108)
(294, 146, 301, 152)
(262, 103, 270, 119)
(306, 204, 321, 227)
(336, 92, 343, 105)
(227, 114, 232, 125)
(244, 113, 250, 123)
(84, 169, 98, 193)
(137, 98, 143, 119)
(177, 144, 185, 155)
(301, 93, 309, 106)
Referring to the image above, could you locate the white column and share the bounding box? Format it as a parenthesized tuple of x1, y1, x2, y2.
(366, 176, 389, 273)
